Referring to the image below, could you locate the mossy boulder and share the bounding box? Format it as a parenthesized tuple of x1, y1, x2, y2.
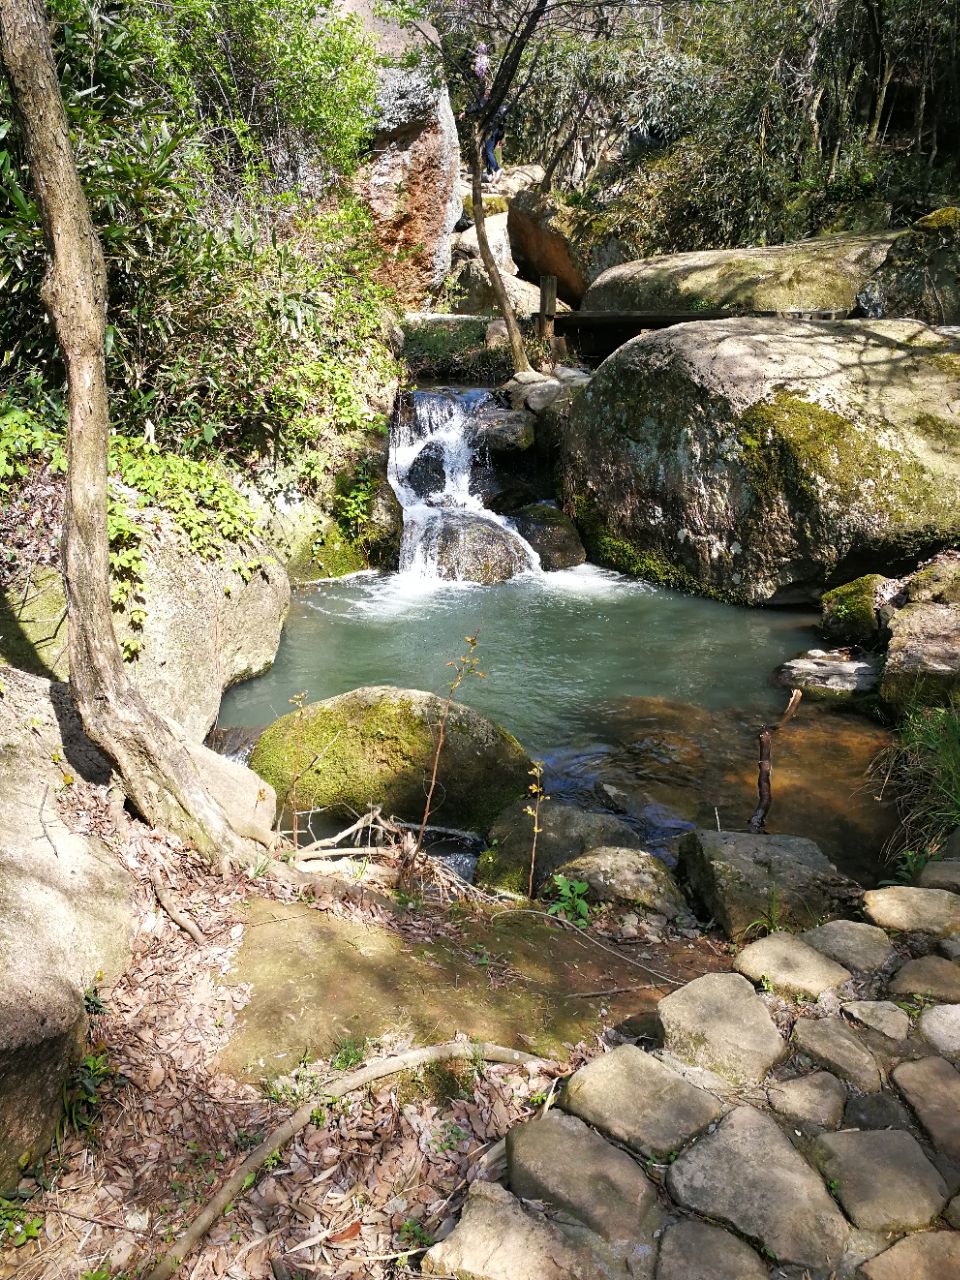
(250, 686, 530, 832)
(905, 554, 960, 606)
(880, 601, 960, 713)
(477, 799, 644, 896)
(553, 846, 689, 918)
(822, 574, 889, 646)
(510, 503, 586, 571)
(561, 318, 960, 603)
(857, 208, 960, 325)
(583, 232, 897, 315)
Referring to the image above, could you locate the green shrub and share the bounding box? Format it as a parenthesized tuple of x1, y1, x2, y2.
(880, 696, 960, 867)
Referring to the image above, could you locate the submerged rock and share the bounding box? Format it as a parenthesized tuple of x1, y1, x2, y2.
(250, 685, 530, 832)
(584, 231, 895, 314)
(561, 318, 960, 603)
(476, 799, 643, 895)
(510, 503, 586, 571)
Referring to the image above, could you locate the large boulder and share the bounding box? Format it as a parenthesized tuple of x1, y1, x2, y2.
(1, 516, 289, 741)
(507, 190, 591, 305)
(414, 512, 538, 583)
(583, 231, 896, 314)
(881, 600, 960, 712)
(679, 829, 860, 941)
(453, 211, 517, 278)
(343, 1, 461, 303)
(857, 208, 960, 325)
(476, 799, 643, 895)
(0, 669, 272, 1190)
(250, 685, 530, 833)
(448, 258, 549, 317)
(561, 318, 960, 603)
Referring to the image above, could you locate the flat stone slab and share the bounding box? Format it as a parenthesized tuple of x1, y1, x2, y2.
(767, 1071, 846, 1129)
(857, 1231, 960, 1280)
(919, 860, 960, 893)
(679, 829, 858, 940)
(559, 1044, 721, 1158)
(735, 933, 851, 998)
(844, 1091, 913, 1131)
(802, 920, 895, 972)
(843, 1000, 910, 1041)
(775, 648, 880, 697)
(889, 955, 960, 1001)
(658, 972, 787, 1084)
(666, 1106, 848, 1269)
(507, 1110, 657, 1244)
(894, 1056, 960, 1159)
(812, 1129, 947, 1230)
(919, 1004, 960, 1059)
(864, 886, 960, 937)
(654, 1219, 767, 1280)
(421, 1180, 597, 1280)
(793, 1017, 882, 1092)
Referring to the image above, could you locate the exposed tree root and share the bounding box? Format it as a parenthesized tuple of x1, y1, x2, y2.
(150, 867, 206, 945)
(143, 1040, 540, 1280)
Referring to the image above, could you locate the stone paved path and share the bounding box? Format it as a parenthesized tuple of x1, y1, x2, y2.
(423, 871, 960, 1279)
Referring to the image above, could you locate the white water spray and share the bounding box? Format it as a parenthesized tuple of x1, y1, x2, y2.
(389, 389, 541, 582)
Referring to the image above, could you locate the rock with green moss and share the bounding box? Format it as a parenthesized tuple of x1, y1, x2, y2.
(822, 574, 889, 645)
(510, 503, 586, 571)
(553, 846, 689, 918)
(857, 208, 960, 325)
(562, 318, 960, 603)
(250, 685, 530, 831)
(584, 232, 896, 314)
(477, 799, 644, 896)
(905, 554, 960, 606)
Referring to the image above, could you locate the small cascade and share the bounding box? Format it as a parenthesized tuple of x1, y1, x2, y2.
(389, 388, 541, 583)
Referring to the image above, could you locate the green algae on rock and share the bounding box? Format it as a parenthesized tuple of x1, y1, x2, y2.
(821, 574, 889, 646)
(249, 685, 530, 831)
(561, 318, 960, 603)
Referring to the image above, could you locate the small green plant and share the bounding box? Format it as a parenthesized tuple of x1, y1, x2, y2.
(743, 882, 784, 938)
(398, 1218, 434, 1249)
(58, 1051, 114, 1143)
(430, 1121, 469, 1153)
(331, 1036, 368, 1071)
(0, 1197, 42, 1248)
(547, 873, 591, 926)
(524, 759, 549, 898)
(83, 984, 108, 1016)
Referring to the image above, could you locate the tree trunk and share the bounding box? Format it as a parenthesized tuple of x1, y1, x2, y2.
(468, 127, 531, 374)
(0, 0, 261, 871)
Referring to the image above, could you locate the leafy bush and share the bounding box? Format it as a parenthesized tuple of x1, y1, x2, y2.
(880, 697, 960, 869)
(0, 0, 393, 474)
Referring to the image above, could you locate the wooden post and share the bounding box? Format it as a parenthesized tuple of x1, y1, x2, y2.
(538, 274, 557, 342)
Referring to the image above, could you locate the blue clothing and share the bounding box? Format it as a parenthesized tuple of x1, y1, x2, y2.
(483, 134, 501, 175)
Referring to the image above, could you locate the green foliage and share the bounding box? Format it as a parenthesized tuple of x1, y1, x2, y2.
(546, 873, 591, 926)
(334, 462, 376, 546)
(398, 1218, 434, 1249)
(0, 1198, 42, 1248)
(0, 0, 392, 479)
(59, 1051, 114, 1143)
(881, 696, 960, 867)
(331, 1036, 368, 1072)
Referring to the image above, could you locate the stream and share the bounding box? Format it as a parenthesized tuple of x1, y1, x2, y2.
(219, 387, 897, 884)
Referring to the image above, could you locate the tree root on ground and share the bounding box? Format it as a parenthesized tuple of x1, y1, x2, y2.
(143, 1040, 541, 1280)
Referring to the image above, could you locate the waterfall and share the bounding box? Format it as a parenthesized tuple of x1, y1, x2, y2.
(389, 389, 541, 582)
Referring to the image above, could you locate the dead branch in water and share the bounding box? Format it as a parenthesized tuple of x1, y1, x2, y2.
(748, 688, 803, 833)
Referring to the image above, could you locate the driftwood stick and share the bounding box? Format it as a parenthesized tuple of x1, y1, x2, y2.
(150, 868, 205, 945)
(294, 806, 383, 857)
(748, 688, 802, 833)
(143, 1040, 539, 1280)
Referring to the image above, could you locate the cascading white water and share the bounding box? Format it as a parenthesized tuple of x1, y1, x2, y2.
(389, 389, 541, 582)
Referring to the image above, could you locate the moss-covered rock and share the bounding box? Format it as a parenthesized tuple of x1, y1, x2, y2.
(250, 685, 530, 831)
(477, 799, 644, 896)
(510, 503, 585, 571)
(561, 318, 960, 603)
(857, 208, 960, 325)
(905, 554, 960, 606)
(584, 232, 897, 314)
(821, 574, 889, 646)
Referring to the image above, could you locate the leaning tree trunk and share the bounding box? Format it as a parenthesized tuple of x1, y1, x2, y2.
(0, 0, 261, 870)
(467, 125, 531, 375)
